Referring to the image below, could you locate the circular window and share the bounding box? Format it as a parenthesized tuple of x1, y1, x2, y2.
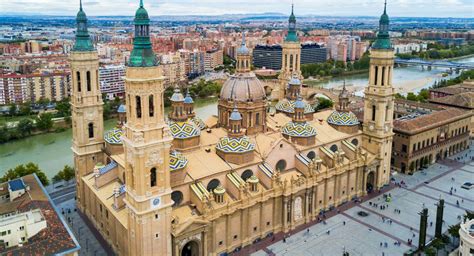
(330, 144, 338, 152)
(171, 191, 183, 207)
(241, 170, 253, 181)
(351, 138, 359, 146)
(306, 151, 316, 160)
(207, 179, 220, 192)
(276, 160, 287, 171)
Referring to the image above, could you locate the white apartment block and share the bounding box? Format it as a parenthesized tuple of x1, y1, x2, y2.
(0, 209, 47, 248)
(99, 65, 126, 99)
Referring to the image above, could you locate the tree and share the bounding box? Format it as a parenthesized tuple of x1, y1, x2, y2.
(17, 118, 34, 137)
(19, 102, 31, 116)
(53, 165, 75, 183)
(315, 97, 333, 111)
(0, 162, 49, 186)
(35, 113, 54, 131)
(55, 98, 71, 117)
(406, 92, 418, 101)
(0, 126, 9, 143)
(9, 103, 17, 117)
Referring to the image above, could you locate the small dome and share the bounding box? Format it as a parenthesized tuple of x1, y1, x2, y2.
(134, 5, 150, 23)
(76, 9, 87, 22)
(237, 45, 249, 55)
(220, 73, 266, 102)
(230, 108, 242, 121)
(327, 111, 360, 126)
(216, 136, 255, 153)
(289, 76, 301, 86)
(282, 122, 317, 138)
(104, 128, 124, 145)
(169, 150, 188, 171)
(170, 87, 184, 102)
(294, 95, 305, 109)
(184, 90, 194, 104)
(168, 121, 201, 139)
(275, 99, 314, 114)
(117, 104, 126, 113)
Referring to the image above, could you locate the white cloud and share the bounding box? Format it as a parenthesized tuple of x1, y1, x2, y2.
(1, 0, 473, 17)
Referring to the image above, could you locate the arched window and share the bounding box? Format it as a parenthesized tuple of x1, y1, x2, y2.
(289, 54, 294, 71)
(241, 170, 253, 181)
(149, 95, 154, 117)
(76, 71, 81, 92)
(150, 168, 157, 187)
(276, 160, 287, 171)
(88, 123, 94, 138)
(372, 105, 376, 121)
(207, 179, 220, 192)
(330, 144, 338, 152)
(374, 66, 379, 85)
(351, 138, 359, 146)
(307, 151, 316, 160)
(256, 113, 260, 126)
(136, 96, 142, 118)
(86, 71, 91, 91)
(381, 67, 385, 86)
(171, 191, 183, 207)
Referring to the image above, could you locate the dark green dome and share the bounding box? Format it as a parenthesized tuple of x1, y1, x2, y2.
(372, 1, 392, 50)
(76, 9, 87, 22)
(134, 7, 150, 24)
(73, 0, 94, 52)
(380, 13, 389, 24)
(128, 0, 158, 67)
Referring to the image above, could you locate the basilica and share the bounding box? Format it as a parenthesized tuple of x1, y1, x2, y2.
(71, 0, 395, 255)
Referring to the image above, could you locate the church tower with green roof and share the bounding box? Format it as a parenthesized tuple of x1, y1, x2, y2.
(123, 1, 173, 255)
(277, 4, 302, 100)
(70, 0, 105, 212)
(362, 0, 395, 192)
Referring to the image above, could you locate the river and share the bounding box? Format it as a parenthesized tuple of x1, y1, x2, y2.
(0, 55, 472, 179)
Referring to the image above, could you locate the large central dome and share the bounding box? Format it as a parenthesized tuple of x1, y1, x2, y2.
(220, 73, 266, 102)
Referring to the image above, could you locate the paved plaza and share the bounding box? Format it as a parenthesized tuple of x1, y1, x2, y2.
(252, 150, 474, 256)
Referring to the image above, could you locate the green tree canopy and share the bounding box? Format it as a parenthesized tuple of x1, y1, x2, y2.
(0, 162, 49, 186)
(52, 165, 75, 183)
(17, 118, 34, 137)
(35, 113, 54, 131)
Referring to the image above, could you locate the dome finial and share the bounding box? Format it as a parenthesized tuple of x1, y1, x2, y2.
(384, 0, 387, 14)
(241, 31, 246, 47)
(80, 0, 83, 11)
(140, 0, 144, 8)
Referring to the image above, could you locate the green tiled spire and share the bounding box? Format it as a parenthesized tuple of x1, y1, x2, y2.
(73, 0, 94, 52)
(128, 0, 159, 67)
(372, 0, 392, 50)
(285, 4, 299, 42)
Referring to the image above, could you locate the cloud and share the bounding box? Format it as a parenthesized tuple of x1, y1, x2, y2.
(1, 0, 472, 17)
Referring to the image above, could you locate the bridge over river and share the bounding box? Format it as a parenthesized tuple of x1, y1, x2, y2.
(395, 58, 474, 70)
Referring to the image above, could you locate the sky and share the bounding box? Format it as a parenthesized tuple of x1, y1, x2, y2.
(1, 0, 473, 18)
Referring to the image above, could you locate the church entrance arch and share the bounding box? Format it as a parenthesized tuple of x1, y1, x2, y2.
(181, 240, 199, 256)
(366, 171, 375, 193)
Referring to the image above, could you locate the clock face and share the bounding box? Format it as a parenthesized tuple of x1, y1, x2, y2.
(150, 196, 161, 209)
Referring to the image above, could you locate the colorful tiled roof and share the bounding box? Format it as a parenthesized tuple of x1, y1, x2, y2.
(216, 136, 255, 153)
(191, 117, 207, 130)
(169, 121, 201, 139)
(327, 111, 360, 126)
(275, 99, 314, 114)
(104, 128, 124, 145)
(170, 150, 188, 171)
(282, 122, 317, 137)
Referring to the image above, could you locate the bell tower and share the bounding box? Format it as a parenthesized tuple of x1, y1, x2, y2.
(362, 0, 394, 189)
(277, 4, 302, 100)
(122, 1, 173, 255)
(70, 0, 104, 211)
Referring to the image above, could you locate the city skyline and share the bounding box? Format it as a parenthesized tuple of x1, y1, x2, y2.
(1, 0, 473, 18)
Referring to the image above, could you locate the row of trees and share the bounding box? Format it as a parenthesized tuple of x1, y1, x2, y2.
(0, 113, 54, 144)
(0, 163, 75, 186)
(301, 53, 371, 79)
(397, 43, 474, 60)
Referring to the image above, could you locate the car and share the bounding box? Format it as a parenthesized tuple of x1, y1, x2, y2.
(461, 182, 474, 190)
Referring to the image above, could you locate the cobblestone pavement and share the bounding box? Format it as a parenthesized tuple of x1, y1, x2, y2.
(249, 149, 474, 256)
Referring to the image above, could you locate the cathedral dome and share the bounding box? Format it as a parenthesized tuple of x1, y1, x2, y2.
(237, 44, 249, 55)
(168, 121, 201, 139)
(282, 122, 317, 138)
(216, 136, 255, 154)
(104, 128, 124, 145)
(184, 91, 194, 104)
(275, 98, 314, 114)
(170, 87, 185, 102)
(327, 111, 360, 126)
(220, 73, 266, 102)
(169, 150, 188, 171)
(117, 104, 126, 113)
(134, 1, 150, 24)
